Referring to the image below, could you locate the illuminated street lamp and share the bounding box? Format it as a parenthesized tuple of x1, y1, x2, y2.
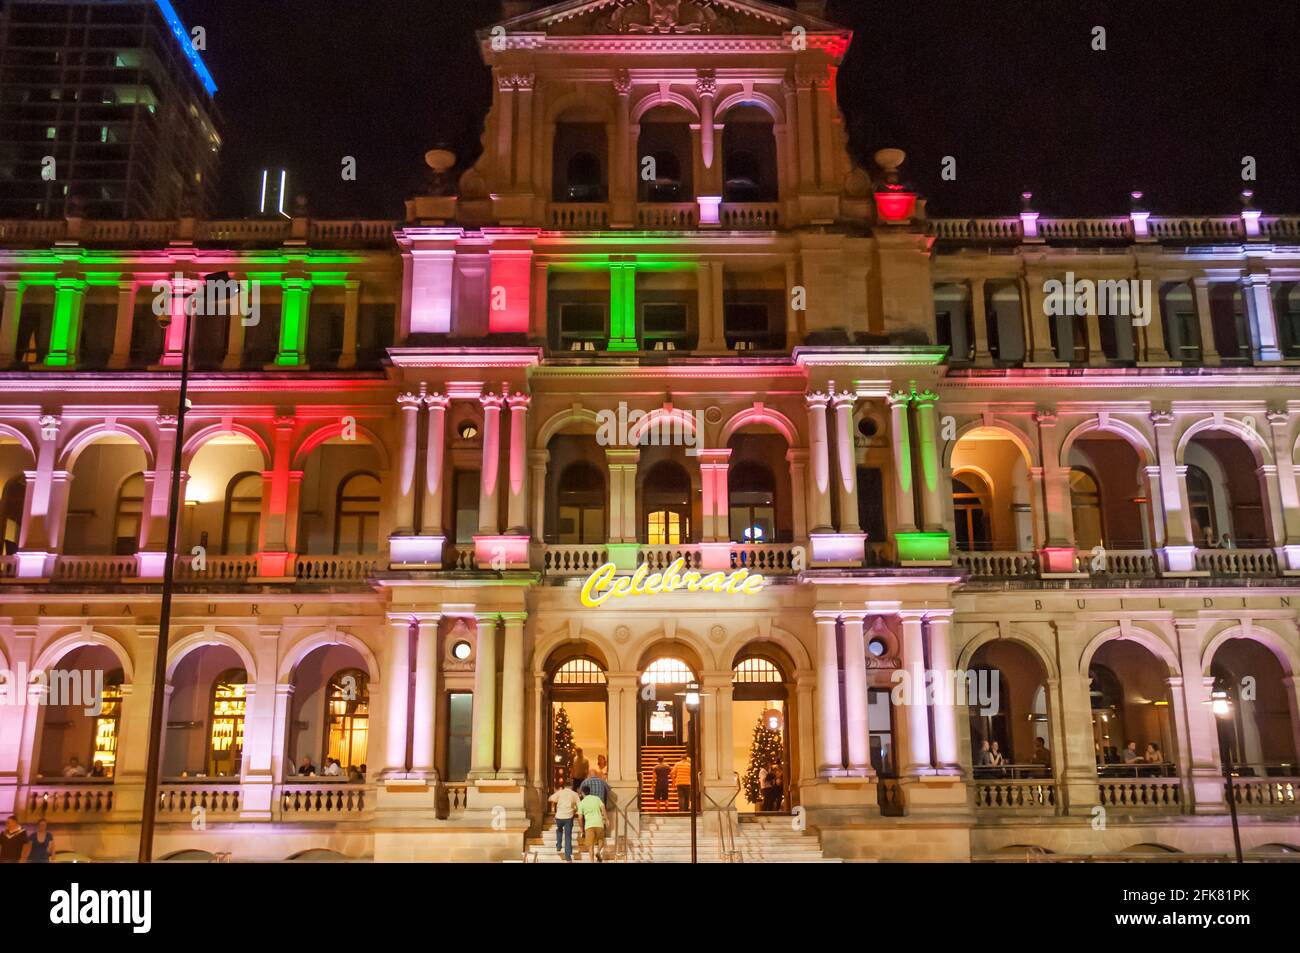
(1210, 688, 1244, 863)
(685, 681, 701, 864)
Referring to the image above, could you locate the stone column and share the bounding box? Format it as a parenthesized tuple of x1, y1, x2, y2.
(925, 612, 960, 771)
(887, 391, 918, 534)
(831, 387, 861, 533)
(421, 392, 449, 537)
(1138, 268, 1170, 362)
(786, 448, 809, 542)
(814, 611, 843, 775)
(1024, 272, 1059, 364)
(339, 280, 360, 369)
(1266, 410, 1300, 560)
(0, 281, 24, 366)
(44, 277, 86, 367)
(1151, 410, 1196, 570)
(605, 449, 639, 543)
(841, 614, 871, 775)
(505, 392, 530, 535)
(499, 613, 527, 778)
(469, 614, 499, 779)
(899, 612, 933, 775)
(969, 278, 989, 362)
(514, 75, 535, 194)
(381, 618, 412, 778)
(1243, 272, 1283, 361)
(108, 281, 138, 369)
(805, 391, 833, 533)
(913, 389, 947, 532)
(274, 277, 311, 367)
(529, 449, 548, 544)
(697, 448, 731, 542)
(611, 70, 634, 228)
(221, 275, 249, 370)
(1034, 411, 1076, 558)
(394, 390, 422, 535)
(1171, 617, 1227, 810)
(1191, 278, 1220, 364)
(411, 617, 440, 777)
(477, 392, 504, 535)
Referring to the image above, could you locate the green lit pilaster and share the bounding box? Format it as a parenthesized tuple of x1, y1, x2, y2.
(44, 277, 87, 368)
(608, 261, 638, 351)
(275, 277, 312, 366)
(909, 384, 952, 560)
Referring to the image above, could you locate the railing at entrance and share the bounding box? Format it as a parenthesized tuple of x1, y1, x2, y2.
(704, 790, 741, 862)
(611, 793, 641, 862)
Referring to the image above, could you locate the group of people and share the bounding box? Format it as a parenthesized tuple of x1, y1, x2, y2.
(973, 737, 1053, 778)
(61, 756, 108, 778)
(293, 756, 366, 782)
(1098, 740, 1169, 776)
(550, 748, 612, 862)
(1, 816, 55, 864)
(651, 755, 694, 811)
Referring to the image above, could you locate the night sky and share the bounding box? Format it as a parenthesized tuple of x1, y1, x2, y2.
(170, 0, 1300, 220)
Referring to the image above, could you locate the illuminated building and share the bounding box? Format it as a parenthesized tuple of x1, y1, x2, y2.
(0, 0, 221, 219)
(0, 0, 1297, 862)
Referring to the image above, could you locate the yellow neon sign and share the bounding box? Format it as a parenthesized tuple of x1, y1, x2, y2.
(579, 558, 765, 608)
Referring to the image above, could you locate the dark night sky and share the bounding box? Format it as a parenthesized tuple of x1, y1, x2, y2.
(170, 0, 1300, 220)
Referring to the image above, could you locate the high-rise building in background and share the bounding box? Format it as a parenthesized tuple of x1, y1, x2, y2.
(0, 0, 220, 219)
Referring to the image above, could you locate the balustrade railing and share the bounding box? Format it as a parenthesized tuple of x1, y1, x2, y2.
(24, 783, 114, 819)
(974, 778, 1058, 812)
(955, 550, 1039, 577)
(279, 783, 371, 819)
(549, 203, 609, 228)
(542, 545, 608, 575)
(1083, 549, 1158, 577)
(720, 202, 781, 228)
(52, 555, 139, 582)
(639, 545, 703, 570)
(1229, 770, 1299, 812)
(1097, 777, 1182, 810)
(924, 214, 1300, 244)
(175, 554, 259, 582)
(730, 543, 799, 574)
(637, 203, 698, 229)
(158, 782, 242, 816)
(1194, 547, 1278, 577)
(293, 554, 383, 582)
(438, 782, 469, 819)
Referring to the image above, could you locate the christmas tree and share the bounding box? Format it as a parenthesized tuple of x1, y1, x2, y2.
(553, 705, 575, 780)
(742, 715, 784, 807)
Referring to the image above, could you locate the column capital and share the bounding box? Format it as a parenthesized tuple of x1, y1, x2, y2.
(812, 609, 845, 622)
(695, 69, 717, 98)
(424, 391, 450, 410)
(923, 609, 955, 622)
(1150, 409, 1175, 427)
(480, 391, 505, 410)
(506, 392, 531, 410)
(1033, 409, 1057, 427)
(886, 390, 911, 409)
(613, 68, 632, 96)
(831, 389, 856, 409)
(397, 391, 424, 411)
(896, 608, 929, 623)
(805, 390, 831, 409)
(500, 611, 528, 624)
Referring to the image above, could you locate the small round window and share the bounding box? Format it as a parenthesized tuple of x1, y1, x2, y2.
(452, 640, 473, 661)
(858, 418, 879, 439)
(866, 638, 887, 658)
(457, 422, 479, 440)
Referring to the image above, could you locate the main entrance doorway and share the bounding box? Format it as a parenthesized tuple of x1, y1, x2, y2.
(731, 654, 791, 814)
(638, 656, 698, 815)
(545, 655, 608, 790)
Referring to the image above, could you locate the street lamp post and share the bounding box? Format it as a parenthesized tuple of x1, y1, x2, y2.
(1211, 689, 1244, 864)
(137, 274, 221, 862)
(685, 681, 700, 864)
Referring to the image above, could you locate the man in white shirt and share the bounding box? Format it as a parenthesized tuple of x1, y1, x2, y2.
(548, 781, 582, 862)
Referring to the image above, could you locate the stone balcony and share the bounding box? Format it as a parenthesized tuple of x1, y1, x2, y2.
(955, 547, 1283, 583)
(0, 553, 387, 587)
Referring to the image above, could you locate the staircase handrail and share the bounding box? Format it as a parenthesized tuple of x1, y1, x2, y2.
(703, 790, 741, 862)
(611, 791, 640, 862)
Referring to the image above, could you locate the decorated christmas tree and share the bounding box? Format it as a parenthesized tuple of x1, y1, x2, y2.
(553, 705, 575, 780)
(742, 715, 784, 806)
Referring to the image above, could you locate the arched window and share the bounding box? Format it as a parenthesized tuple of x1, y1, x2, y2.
(221, 472, 262, 555)
(113, 472, 144, 555)
(1088, 663, 1126, 765)
(1070, 467, 1105, 550)
(722, 105, 778, 203)
(325, 669, 369, 771)
(552, 658, 607, 686)
(640, 657, 696, 685)
(565, 151, 605, 201)
(556, 462, 606, 544)
(644, 460, 691, 545)
(1186, 464, 1217, 547)
(646, 150, 683, 202)
(952, 474, 992, 552)
(733, 656, 782, 685)
(334, 471, 381, 555)
(723, 149, 762, 201)
(206, 669, 247, 777)
(729, 461, 775, 543)
(1, 474, 25, 555)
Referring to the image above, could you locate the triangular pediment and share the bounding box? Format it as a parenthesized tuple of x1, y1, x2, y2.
(495, 0, 846, 38)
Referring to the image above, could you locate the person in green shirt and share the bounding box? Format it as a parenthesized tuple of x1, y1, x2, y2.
(578, 792, 608, 862)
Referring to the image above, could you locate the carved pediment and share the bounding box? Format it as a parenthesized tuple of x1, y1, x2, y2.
(497, 0, 845, 39)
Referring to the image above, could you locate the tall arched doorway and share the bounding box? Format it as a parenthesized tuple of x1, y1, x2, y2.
(544, 651, 608, 792)
(732, 652, 790, 813)
(638, 654, 699, 815)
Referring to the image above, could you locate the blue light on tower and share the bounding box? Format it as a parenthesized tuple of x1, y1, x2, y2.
(153, 0, 218, 96)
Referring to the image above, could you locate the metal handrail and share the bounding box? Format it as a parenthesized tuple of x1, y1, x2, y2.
(703, 790, 741, 863)
(611, 792, 640, 862)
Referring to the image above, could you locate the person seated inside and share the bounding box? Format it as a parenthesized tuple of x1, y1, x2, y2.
(62, 756, 87, 779)
(90, 759, 107, 778)
(1121, 740, 1141, 767)
(296, 756, 317, 777)
(1031, 738, 1051, 777)
(323, 757, 342, 777)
